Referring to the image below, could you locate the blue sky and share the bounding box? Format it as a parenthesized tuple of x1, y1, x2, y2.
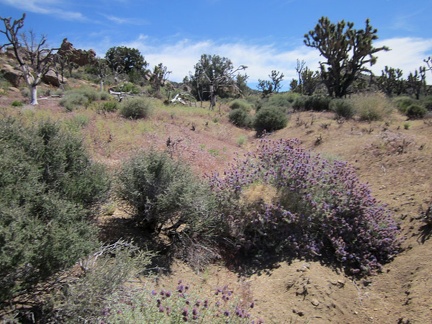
(1, 0, 432, 90)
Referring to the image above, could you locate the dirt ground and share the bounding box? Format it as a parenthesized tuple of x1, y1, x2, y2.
(1, 91, 432, 323)
(145, 109, 432, 323)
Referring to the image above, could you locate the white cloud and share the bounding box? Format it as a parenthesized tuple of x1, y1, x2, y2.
(86, 34, 432, 90)
(0, 0, 86, 21)
(121, 36, 321, 90)
(373, 38, 432, 78)
(102, 14, 149, 26)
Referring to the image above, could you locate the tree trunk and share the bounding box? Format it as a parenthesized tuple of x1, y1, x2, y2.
(100, 79, 104, 92)
(30, 85, 38, 105)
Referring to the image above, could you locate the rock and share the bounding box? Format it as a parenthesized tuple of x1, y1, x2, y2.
(1, 63, 23, 87)
(311, 298, 320, 307)
(292, 308, 305, 317)
(57, 38, 96, 66)
(42, 70, 67, 87)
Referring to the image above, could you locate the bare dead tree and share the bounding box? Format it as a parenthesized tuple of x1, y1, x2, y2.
(0, 13, 57, 105)
(204, 64, 247, 110)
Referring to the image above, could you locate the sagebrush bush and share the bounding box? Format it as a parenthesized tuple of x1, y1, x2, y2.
(47, 241, 153, 323)
(293, 95, 331, 111)
(351, 93, 393, 121)
(98, 100, 119, 113)
(253, 106, 288, 135)
(393, 96, 415, 114)
(0, 118, 110, 301)
(228, 108, 253, 128)
(208, 139, 400, 275)
(119, 97, 153, 119)
(116, 82, 141, 94)
(229, 99, 252, 111)
(406, 104, 427, 119)
(60, 92, 89, 111)
(422, 96, 432, 111)
(116, 150, 224, 267)
(267, 92, 299, 109)
(330, 99, 355, 119)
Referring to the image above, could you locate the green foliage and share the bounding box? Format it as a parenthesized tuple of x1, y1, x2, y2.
(0, 118, 110, 301)
(11, 100, 23, 107)
(393, 96, 415, 114)
(267, 92, 300, 109)
(186, 54, 246, 103)
(293, 95, 331, 111)
(377, 66, 405, 96)
(98, 100, 119, 113)
(421, 96, 432, 111)
(105, 282, 254, 323)
(406, 104, 427, 119)
(352, 94, 393, 122)
(330, 99, 355, 119)
(119, 97, 154, 119)
(253, 106, 288, 135)
(116, 81, 141, 94)
(116, 150, 223, 267)
(229, 99, 252, 111)
(47, 241, 153, 323)
(228, 108, 253, 128)
(304, 17, 388, 98)
(257, 70, 284, 97)
(105, 46, 148, 75)
(60, 92, 89, 111)
(60, 87, 102, 111)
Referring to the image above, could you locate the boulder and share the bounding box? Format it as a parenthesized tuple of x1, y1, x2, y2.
(58, 38, 96, 66)
(1, 63, 23, 87)
(42, 70, 65, 87)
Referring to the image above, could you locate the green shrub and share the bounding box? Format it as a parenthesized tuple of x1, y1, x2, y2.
(100, 91, 110, 101)
(292, 96, 307, 111)
(330, 99, 355, 119)
(393, 96, 415, 114)
(268, 92, 299, 109)
(421, 96, 432, 111)
(352, 94, 393, 122)
(60, 92, 89, 111)
(229, 99, 252, 111)
(116, 150, 223, 268)
(117, 82, 140, 94)
(253, 106, 288, 135)
(228, 108, 253, 128)
(0, 118, 110, 301)
(98, 100, 119, 113)
(406, 104, 427, 119)
(47, 241, 153, 323)
(119, 97, 153, 119)
(306, 95, 331, 111)
(11, 100, 23, 107)
(76, 87, 101, 102)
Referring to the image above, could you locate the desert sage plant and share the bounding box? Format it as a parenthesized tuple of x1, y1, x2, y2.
(209, 138, 400, 275)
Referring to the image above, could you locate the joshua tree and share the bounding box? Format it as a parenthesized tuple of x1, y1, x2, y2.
(257, 70, 284, 97)
(0, 13, 57, 105)
(304, 17, 389, 98)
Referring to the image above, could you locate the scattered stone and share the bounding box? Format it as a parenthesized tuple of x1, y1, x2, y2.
(297, 263, 311, 272)
(311, 298, 320, 307)
(292, 309, 305, 317)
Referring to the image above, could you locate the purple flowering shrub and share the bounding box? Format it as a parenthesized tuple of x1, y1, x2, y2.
(209, 138, 400, 275)
(105, 281, 261, 323)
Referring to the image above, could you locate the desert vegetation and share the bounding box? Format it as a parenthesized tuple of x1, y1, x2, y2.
(1, 13, 432, 323)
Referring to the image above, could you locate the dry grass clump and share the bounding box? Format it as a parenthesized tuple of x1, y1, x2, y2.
(348, 92, 394, 121)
